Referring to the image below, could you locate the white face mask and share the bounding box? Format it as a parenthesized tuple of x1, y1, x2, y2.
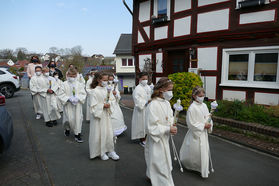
(163, 91, 173, 101)
(140, 80, 148, 86)
(36, 72, 42, 76)
(101, 81, 108, 87)
(109, 80, 113, 85)
(54, 76, 59, 80)
(44, 72, 49, 77)
(68, 77, 76, 83)
(196, 96, 205, 103)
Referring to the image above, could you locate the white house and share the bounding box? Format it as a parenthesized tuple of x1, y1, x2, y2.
(114, 34, 135, 92)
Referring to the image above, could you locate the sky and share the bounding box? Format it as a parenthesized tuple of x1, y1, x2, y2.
(0, 0, 133, 56)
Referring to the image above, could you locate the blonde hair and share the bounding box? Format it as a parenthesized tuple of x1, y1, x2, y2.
(191, 86, 205, 102)
(67, 67, 77, 76)
(42, 67, 49, 73)
(151, 77, 173, 99)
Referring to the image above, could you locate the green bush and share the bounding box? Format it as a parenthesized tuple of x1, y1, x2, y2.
(207, 100, 279, 128)
(168, 72, 203, 110)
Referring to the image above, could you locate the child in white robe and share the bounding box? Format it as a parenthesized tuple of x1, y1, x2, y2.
(29, 66, 46, 120)
(86, 70, 97, 122)
(108, 74, 127, 136)
(53, 72, 63, 113)
(88, 72, 120, 161)
(58, 67, 86, 143)
(179, 86, 213, 178)
(41, 67, 61, 127)
(131, 72, 152, 146)
(145, 77, 177, 186)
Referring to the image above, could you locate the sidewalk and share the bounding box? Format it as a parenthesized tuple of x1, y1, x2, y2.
(120, 94, 279, 157)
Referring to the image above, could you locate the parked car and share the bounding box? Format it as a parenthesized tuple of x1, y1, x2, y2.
(0, 93, 13, 153)
(0, 67, 20, 98)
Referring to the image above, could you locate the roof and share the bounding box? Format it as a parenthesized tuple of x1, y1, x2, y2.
(113, 34, 132, 55)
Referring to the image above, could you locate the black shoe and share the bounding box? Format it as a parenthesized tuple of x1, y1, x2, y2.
(46, 122, 53, 127)
(64, 130, 70, 137)
(75, 134, 83, 143)
(52, 120, 57, 126)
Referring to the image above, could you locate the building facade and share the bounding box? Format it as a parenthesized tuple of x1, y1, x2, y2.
(132, 0, 279, 105)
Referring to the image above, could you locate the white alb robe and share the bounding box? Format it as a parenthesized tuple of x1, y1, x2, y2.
(55, 78, 63, 113)
(77, 73, 85, 86)
(145, 98, 174, 186)
(43, 76, 61, 122)
(86, 77, 93, 121)
(131, 84, 151, 140)
(58, 80, 86, 135)
(89, 86, 115, 159)
(179, 101, 213, 178)
(110, 85, 127, 136)
(30, 75, 48, 115)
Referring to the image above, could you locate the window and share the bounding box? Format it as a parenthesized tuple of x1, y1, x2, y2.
(122, 58, 127, 66)
(0, 70, 5, 75)
(158, 0, 167, 17)
(153, 0, 170, 20)
(221, 46, 279, 89)
(122, 58, 134, 67)
(128, 59, 133, 66)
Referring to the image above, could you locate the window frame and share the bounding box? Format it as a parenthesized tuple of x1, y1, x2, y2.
(121, 58, 134, 67)
(122, 58, 127, 66)
(235, 0, 270, 9)
(153, 0, 171, 20)
(221, 46, 279, 89)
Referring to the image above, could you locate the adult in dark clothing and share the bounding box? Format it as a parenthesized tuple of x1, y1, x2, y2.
(48, 61, 63, 80)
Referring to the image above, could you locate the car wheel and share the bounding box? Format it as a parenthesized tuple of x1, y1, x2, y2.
(0, 84, 15, 98)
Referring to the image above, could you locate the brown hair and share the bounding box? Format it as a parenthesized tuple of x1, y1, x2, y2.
(30, 55, 40, 64)
(67, 67, 77, 76)
(138, 72, 148, 79)
(151, 77, 173, 99)
(191, 86, 205, 102)
(90, 72, 108, 89)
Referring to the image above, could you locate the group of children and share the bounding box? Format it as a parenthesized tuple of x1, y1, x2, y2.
(30, 64, 214, 185)
(131, 72, 214, 185)
(30, 65, 126, 160)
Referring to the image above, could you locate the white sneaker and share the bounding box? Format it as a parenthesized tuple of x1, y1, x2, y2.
(101, 154, 109, 161)
(107, 151, 120, 161)
(36, 114, 41, 120)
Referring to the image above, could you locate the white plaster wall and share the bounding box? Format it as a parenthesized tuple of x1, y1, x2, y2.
(197, 9, 229, 33)
(198, 0, 229, 7)
(201, 76, 216, 99)
(139, 1, 150, 22)
(239, 9, 276, 25)
(174, 16, 191, 37)
(254, 92, 279, 105)
(198, 47, 218, 70)
(223, 90, 246, 101)
(156, 52, 163, 73)
(138, 31, 144, 43)
(154, 26, 168, 40)
(115, 56, 135, 73)
(139, 54, 152, 72)
(137, 26, 150, 43)
(174, 0, 191, 13)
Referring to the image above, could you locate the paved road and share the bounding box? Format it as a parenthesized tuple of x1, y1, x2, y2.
(2, 90, 279, 186)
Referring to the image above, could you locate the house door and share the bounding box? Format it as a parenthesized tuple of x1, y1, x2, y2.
(167, 50, 189, 74)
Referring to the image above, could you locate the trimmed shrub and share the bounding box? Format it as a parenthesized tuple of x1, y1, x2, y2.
(168, 72, 203, 110)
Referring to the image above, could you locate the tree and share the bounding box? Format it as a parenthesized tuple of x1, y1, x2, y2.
(0, 49, 17, 61)
(70, 45, 82, 56)
(15, 47, 28, 60)
(49, 47, 58, 54)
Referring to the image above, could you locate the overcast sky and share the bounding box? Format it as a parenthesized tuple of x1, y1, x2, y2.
(0, 0, 133, 56)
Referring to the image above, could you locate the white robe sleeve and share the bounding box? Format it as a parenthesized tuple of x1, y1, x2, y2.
(76, 83, 87, 104)
(147, 102, 171, 143)
(133, 87, 147, 110)
(29, 77, 37, 95)
(89, 91, 104, 119)
(186, 108, 206, 138)
(58, 83, 70, 105)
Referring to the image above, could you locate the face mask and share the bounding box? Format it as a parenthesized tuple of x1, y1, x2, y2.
(32, 59, 38, 63)
(101, 81, 108, 87)
(163, 91, 173, 101)
(109, 81, 113, 85)
(54, 76, 59, 80)
(140, 80, 148, 86)
(44, 72, 49, 77)
(196, 96, 205, 103)
(68, 77, 76, 83)
(36, 72, 41, 76)
(50, 64, 55, 68)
